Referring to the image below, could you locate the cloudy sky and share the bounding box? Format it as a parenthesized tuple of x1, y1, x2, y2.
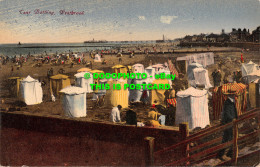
(0, 0, 259, 43)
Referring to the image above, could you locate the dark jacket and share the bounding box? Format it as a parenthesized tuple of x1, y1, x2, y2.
(126, 110, 137, 125)
(221, 98, 238, 125)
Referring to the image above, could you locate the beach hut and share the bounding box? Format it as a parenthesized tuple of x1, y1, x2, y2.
(60, 86, 87, 117)
(94, 54, 101, 62)
(150, 79, 170, 106)
(156, 69, 173, 88)
(177, 52, 214, 72)
(106, 79, 128, 108)
(128, 78, 147, 102)
(212, 83, 247, 120)
(8, 77, 24, 97)
(77, 68, 91, 73)
(241, 61, 260, 77)
(112, 65, 128, 74)
(132, 64, 145, 73)
(90, 69, 104, 85)
(145, 66, 156, 83)
(20, 76, 43, 105)
(74, 72, 93, 93)
(188, 67, 212, 89)
(152, 64, 165, 72)
(175, 87, 210, 129)
(50, 74, 71, 97)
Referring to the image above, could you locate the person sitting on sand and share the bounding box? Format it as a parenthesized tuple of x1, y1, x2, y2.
(110, 105, 122, 123)
(126, 109, 137, 125)
(148, 104, 161, 121)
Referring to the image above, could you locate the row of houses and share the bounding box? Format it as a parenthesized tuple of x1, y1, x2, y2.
(181, 26, 260, 43)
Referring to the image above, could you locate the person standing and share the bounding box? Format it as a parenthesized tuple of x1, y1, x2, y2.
(110, 105, 122, 123)
(218, 90, 238, 161)
(212, 69, 222, 87)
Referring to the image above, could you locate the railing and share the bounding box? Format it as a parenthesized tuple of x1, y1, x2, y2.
(144, 108, 260, 166)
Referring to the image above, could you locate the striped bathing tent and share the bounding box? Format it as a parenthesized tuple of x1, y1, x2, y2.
(167, 98, 177, 107)
(213, 83, 247, 120)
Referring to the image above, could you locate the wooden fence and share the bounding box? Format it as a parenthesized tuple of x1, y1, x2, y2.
(144, 108, 260, 166)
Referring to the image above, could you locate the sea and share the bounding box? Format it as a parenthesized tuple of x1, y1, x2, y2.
(0, 41, 155, 57)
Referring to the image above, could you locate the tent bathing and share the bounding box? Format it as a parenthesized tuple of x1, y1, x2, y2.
(20, 75, 43, 105)
(145, 66, 155, 83)
(187, 63, 212, 89)
(241, 61, 260, 77)
(128, 78, 148, 102)
(112, 65, 128, 74)
(105, 79, 129, 108)
(50, 74, 71, 97)
(60, 86, 87, 118)
(175, 87, 210, 129)
(212, 83, 247, 120)
(177, 52, 214, 72)
(94, 54, 102, 62)
(132, 64, 145, 73)
(8, 77, 24, 97)
(74, 72, 93, 93)
(150, 79, 170, 106)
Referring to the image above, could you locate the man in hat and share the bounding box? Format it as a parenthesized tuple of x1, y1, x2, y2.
(126, 108, 137, 125)
(212, 69, 222, 87)
(218, 90, 238, 161)
(110, 105, 122, 123)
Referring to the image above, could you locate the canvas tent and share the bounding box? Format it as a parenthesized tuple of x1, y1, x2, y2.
(74, 72, 93, 93)
(177, 52, 214, 72)
(128, 78, 147, 102)
(187, 63, 203, 83)
(8, 77, 24, 97)
(90, 69, 104, 85)
(106, 79, 128, 108)
(150, 79, 169, 106)
(20, 76, 43, 105)
(241, 61, 260, 77)
(175, 87, 210, 129)
(188, 65, 212, 89)
(60, 86, 87, 117)
(213, 83, 247, 120)
(112, 65, 128, 74)
(77, 68, 91, 73)
(152, 64, 166, 72)
(94, 54, 101, 62)
(145, 66, 156, 84)
(132, 64, 145, 73)
(50, 74, 71, 97)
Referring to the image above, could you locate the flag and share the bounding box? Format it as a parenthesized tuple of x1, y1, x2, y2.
(168, 59, 179, 78)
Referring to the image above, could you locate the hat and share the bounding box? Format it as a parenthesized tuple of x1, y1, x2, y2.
(151, 104, 156, 109)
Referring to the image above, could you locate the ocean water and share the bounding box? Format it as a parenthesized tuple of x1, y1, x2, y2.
(0, 43, 120, 57)
(0, 41, 156, 57)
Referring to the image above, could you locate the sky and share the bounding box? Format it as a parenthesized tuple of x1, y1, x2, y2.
(0, 0, 259, 43)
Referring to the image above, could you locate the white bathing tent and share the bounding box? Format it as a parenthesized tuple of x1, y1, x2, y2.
(74, 72, 93, 93)
(145, 66, 156, 83)
(128, 78, 147, 102)
(156, 69, 172, 88)
(241, 61, 260, 77)
(60, 86, 87, 118)
(132, 64, 145, 73)
(176, 87, 210, 129)
(20, 75, 43, 105)
(187, 62, 203, 81)
(177, 52, 214, 71)
(188, 66, 212, 89)
(152, 64, 166, 72)
(94, 54, 102, 62)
